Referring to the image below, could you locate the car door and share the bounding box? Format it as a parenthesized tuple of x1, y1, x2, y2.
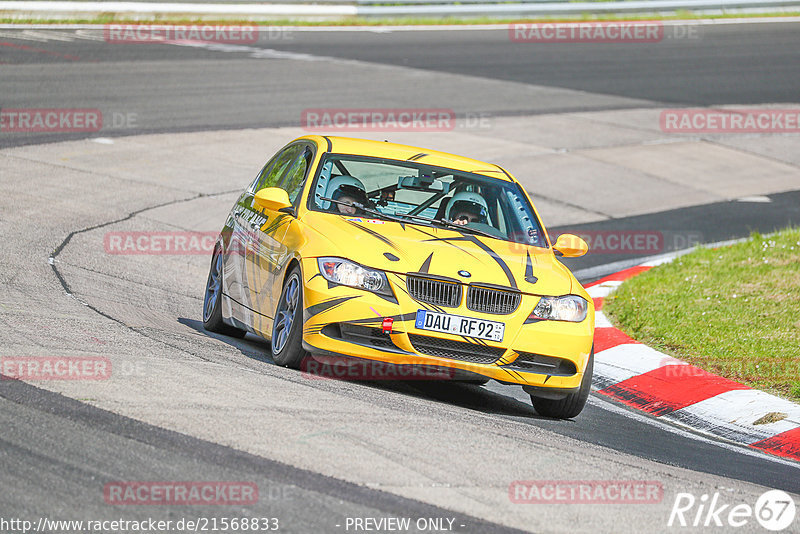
(223, 145, 299, 329)
(245, 144, 313, 335)
(223, 161, 272, 318)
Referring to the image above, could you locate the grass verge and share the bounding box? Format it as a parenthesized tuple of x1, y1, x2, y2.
(603, 228, 800, 401)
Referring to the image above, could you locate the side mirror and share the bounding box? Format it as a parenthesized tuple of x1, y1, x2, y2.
(254, 187, 292, 213)
(553, 233, 588, 258)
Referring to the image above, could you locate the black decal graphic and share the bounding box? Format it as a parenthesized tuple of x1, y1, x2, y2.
(346, 312, 418, 327)
(424, 235, 517, 289)
(525, 251, 538, 284)
(344, 219, 398, 250)
(409, 227, 481, 260)
(419, 252, 433, 274)
(305, 296, 359, 322)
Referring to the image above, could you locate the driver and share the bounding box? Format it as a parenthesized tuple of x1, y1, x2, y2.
(331, 182, 370, 215)
(446, 191, 489, 226)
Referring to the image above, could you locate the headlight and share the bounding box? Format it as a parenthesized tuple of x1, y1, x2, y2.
(530, 295, 588, 323)
(317, 257, 393, 297)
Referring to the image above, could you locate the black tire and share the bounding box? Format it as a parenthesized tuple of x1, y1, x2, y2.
(203, 243, 247, 338)
(531, 349, 593, 419)
(270, 265, 307, 369)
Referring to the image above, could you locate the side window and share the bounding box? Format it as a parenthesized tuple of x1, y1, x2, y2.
(249, 158, 276, 192)
(253, 145, 301, 192)
(279, 147, 312, 203)
(494, 197, 508, 234)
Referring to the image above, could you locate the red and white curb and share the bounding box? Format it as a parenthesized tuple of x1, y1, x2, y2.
(587, 260, 800, 462)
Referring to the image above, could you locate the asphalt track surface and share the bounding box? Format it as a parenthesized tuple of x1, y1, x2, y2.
(2, 21, 800, 148)
(1, 22, 800, 533)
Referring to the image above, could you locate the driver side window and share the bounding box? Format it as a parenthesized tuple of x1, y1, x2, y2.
(279, 147, 312, 203)
(253, 145, 302, 193)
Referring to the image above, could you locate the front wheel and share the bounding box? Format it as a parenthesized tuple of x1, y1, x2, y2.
(271, 266, 307, 369)
(531, 349, 593, 419)
(203, 243, 247, 338)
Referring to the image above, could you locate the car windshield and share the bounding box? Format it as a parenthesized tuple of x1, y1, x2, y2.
(308, 154, 548, 248)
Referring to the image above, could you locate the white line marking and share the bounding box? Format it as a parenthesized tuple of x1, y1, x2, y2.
(640, 255, 677, 267)
(0, 29, 49, 41)
(74, 29, 108, 41)
(586, 280, 623, 298)
(172, 40, 327, 61)
(737, 195, 772, 203)
(22, 29, 76, 41)
(595, 343, 676, 379)
(667, 389, 800, 444)
(594, 310, 613, 329)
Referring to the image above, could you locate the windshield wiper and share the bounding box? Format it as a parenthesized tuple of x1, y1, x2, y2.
(317, 196, 409, 225)
(318, 196, 497, 239)
(397, 213, 499, 240)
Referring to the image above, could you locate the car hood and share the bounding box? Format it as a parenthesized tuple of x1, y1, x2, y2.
(300, 211, 575, 296)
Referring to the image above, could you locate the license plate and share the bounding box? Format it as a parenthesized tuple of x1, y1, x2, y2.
(414, 309, 504, 342)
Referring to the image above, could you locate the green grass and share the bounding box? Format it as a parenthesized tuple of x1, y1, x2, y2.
(603, 228, 800, 401)
(1, 12, 799, 25)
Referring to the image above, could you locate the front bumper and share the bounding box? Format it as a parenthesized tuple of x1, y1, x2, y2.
(300, 258, 594, 389)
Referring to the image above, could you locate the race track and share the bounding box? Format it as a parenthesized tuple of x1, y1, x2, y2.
(1, 21, 799, 533)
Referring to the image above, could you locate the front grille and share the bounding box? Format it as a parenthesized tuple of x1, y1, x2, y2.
(503, 352, 577, 376)
(406, 276, 462, 308)
(466, 285, 521, 315)
(408, 333, 505, 364)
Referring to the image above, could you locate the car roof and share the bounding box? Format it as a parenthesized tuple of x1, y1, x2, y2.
(299, 135, 515, 182)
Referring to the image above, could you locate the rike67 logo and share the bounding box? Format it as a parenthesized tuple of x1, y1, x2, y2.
(668, 490, 796, 531)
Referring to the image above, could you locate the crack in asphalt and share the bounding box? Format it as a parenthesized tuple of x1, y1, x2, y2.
(47, 191, 238, 363)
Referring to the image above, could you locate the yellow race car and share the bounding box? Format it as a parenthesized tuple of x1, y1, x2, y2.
(203, 136, 594, 418)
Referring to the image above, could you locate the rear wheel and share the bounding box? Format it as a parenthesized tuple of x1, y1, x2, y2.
(531, 349, 593, 419)
(203, 243, 246, 338)
(271, 266, 307, 369)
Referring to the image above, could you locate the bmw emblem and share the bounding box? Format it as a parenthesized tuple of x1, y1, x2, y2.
(458, 270, 471, 278)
